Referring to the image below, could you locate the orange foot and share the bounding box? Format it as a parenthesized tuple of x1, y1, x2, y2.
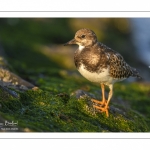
(91, 99, 107, 106)
(91, 99, 109, 117)
(93, 105, 109, 117)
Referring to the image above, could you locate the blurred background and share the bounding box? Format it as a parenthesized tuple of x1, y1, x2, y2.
(0, 18, 149, 82)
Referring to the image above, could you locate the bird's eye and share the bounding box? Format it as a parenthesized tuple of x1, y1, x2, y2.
(81, 35, 85, 38)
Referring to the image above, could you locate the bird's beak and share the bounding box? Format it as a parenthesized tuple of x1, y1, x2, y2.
(64, 39, 76, 46)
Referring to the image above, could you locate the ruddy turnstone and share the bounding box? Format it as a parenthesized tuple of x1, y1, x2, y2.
(64, 28, 141, 117)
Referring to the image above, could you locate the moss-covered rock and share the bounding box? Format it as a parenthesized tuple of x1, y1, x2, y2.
(0, 83, 149, 132)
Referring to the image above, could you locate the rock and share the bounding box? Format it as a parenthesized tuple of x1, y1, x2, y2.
(0, 44, 37, 91)
(0, 85, 19, 99)
(74, 89, 97, 99)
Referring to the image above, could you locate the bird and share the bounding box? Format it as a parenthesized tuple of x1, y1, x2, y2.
(64, 28, 141, 117)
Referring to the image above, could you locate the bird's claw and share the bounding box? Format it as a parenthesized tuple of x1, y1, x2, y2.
(91, 99, 107, 107)
(93, 104, 109, 117)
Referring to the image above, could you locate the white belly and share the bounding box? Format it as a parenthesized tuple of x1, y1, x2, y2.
(78, 64, 125, 85)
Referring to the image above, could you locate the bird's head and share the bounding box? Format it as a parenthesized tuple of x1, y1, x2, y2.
(64, 28, 97, 49)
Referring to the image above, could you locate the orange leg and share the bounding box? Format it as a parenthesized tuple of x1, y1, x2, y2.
(92, 84, 113, 117)
(91, 83, 106, 106)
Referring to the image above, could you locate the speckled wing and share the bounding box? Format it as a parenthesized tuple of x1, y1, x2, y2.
(107, 52, 141, 79)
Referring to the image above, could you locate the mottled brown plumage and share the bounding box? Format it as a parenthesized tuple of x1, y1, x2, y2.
(105, 47, 141, 79)
(64, 28, 141, 117)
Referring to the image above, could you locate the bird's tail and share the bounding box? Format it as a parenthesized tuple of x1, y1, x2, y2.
(131, 67, 142, 79)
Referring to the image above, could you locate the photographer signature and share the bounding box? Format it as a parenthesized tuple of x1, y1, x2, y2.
(5, 120, 18, 126)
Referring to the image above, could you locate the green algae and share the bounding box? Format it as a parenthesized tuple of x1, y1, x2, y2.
(0, 82, 149, 132)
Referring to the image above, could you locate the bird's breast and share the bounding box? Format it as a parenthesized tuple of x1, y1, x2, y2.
(78, 64, 110, 83)
(74, 48, 109, 73)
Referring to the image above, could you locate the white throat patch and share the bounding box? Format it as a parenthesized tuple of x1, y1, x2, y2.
(79, 45, 85, 51)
